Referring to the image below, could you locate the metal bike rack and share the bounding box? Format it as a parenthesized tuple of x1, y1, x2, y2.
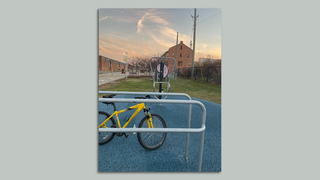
(99, 91, 193, 162)
(99, 91, 206, 172)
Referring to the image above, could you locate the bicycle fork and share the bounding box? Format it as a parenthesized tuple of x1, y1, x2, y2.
(144, 108, 154, 128)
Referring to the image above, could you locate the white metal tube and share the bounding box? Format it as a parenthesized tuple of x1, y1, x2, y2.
(99, 125, 205, 133)
(99, 91, 191, 100)
(99, 98, 199, 106)
(185, 104, 192, 161)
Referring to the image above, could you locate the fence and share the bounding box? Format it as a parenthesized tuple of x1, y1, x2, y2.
(177, 66, 221, 85)
(128, 70, 151, 76)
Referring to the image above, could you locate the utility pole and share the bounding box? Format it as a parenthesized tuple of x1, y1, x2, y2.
(191, 8, 198, 78)
(175, 32, 178, 69)
(189, 40, 192, 67)
(174, 32, 178, 77)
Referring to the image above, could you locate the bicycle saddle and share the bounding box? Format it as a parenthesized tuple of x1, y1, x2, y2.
(102, 94, 116, 98)
(102, 94, 116, 104)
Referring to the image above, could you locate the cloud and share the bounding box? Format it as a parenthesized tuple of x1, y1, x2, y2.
(148, 15, 169, 25)
(201, 43, 208, 49)
(99, 39, 127, 52)
(137, 13, 149, 33)
(137, 11, 169, 33)
(148, 32, 173, 48)
(99, 16, 109, 22)
(99, 35, 158, 61)
(99, 45, 112, 54)
(159, 26, 177, 40)
(99, 33, 171, 62)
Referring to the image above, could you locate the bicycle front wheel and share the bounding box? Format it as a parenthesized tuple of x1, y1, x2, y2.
(98, 111, 116, 145)
(137, 114, 167, 150)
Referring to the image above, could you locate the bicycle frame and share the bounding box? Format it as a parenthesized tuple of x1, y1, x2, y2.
(99, 103, 154, 129)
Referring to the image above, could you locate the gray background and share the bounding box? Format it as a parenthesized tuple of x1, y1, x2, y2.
(1, 0, 320, 179)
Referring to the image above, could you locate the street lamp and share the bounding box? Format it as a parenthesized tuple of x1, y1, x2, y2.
(123, 52, 128, 79)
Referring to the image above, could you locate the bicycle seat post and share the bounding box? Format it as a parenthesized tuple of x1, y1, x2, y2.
(111, 102, 117, 111)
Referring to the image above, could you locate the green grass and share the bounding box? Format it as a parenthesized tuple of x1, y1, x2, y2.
(99, 77, 221, 104)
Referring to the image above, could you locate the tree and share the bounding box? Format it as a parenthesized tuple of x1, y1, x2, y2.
(127, 54, 164, 72)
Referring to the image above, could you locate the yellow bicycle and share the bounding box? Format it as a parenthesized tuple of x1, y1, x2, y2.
(98, 94, 167, 150)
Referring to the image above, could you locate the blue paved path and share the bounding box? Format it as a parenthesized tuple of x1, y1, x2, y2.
(98, 95, 221, 172)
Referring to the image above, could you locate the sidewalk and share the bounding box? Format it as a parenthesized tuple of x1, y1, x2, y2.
(99, 72, 127, 85)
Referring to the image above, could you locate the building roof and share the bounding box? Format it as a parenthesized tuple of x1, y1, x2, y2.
(99, 55, 126, 65)
(168, 41, 192, 51)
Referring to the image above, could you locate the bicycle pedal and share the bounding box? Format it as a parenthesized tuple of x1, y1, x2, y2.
(124, 133, 129, 138)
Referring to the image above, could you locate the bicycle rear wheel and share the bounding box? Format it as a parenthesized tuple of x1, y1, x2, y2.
(98, 111, 116, 145)
(137, 114, 167, 150)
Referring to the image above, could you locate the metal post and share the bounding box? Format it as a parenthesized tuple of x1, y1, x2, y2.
(197, 128, 205, 171)
(159, 61, 164, 99)
(185, 103, 192, 162)
(195, 67, 197, 80)
(191, 8, 197, 78)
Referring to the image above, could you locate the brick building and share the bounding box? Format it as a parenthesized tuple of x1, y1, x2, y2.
(161, 41, 193, 73)
(99, 55, 126, 72)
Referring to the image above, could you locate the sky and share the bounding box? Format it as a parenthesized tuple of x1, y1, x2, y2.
(99, 8, 221, 63)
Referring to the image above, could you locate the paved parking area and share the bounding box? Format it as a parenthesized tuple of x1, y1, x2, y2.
(98, 94, 221, 172)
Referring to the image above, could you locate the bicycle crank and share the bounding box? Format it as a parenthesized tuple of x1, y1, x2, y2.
(116, 133, 129, 140)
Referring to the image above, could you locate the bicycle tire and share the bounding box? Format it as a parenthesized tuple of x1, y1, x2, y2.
(98, 111, 116, 145)
(137, 114, 167, 150)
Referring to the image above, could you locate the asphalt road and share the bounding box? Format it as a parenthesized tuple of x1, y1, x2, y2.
(99, 72, 127, 85)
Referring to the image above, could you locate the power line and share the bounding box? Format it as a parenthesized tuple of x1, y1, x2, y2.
(166, 9, 190, 21)
(196, 11, 221, 25)
(198, 8, 203, 16)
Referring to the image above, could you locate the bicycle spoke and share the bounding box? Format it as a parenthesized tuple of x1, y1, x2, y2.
(98, 112, 116, 144)
(137, 114, 167, 150)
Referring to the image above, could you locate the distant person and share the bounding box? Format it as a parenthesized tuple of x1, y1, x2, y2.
(122, 69, 124, 74)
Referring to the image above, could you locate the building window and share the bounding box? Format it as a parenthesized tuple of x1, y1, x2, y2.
(172, 53, 174, 57)
(187, 54, 189, 58)
(109, 61, 111, 69)
(178, 61, 182, 66)
(180, 46, 182, 50)
(180, 54, 182, 57)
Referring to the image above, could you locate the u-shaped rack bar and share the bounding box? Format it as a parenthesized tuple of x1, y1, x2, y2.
(99, 91, 206, 172)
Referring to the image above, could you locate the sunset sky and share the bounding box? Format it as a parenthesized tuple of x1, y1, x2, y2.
(99, 8, 221, 63)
